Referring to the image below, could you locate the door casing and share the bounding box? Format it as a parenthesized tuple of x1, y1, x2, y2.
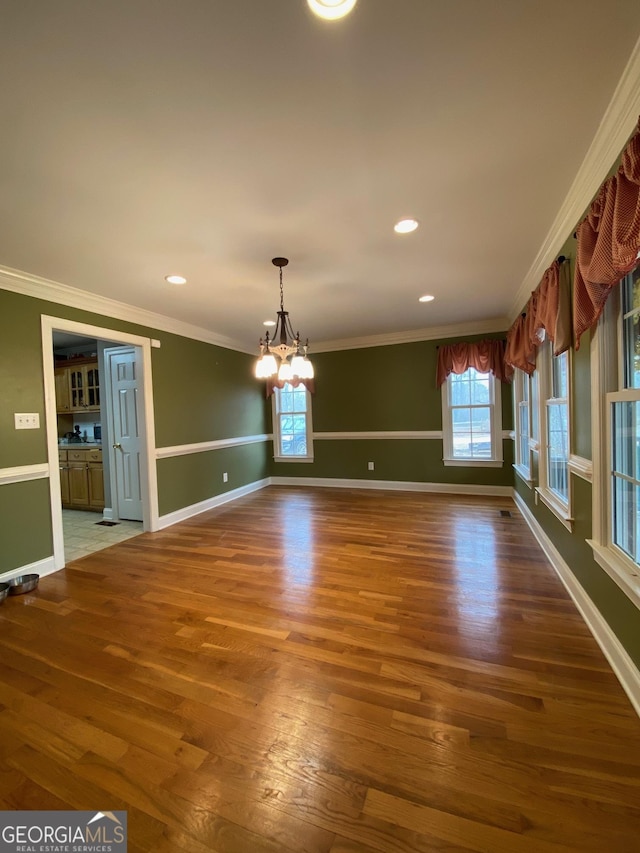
(41, 315, 159, 570)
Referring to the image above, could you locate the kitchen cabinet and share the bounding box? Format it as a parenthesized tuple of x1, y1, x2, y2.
(59, 448, 104, 511)
(55, 359, 100, 413)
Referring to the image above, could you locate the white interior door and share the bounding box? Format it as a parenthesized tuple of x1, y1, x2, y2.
(106, 347, 144, 521)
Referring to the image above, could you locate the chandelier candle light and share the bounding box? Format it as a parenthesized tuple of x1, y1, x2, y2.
(255, 257, 314, 384)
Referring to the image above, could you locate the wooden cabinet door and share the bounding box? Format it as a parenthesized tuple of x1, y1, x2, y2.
(59, 464, 70, 506)
(69, 367, 85, 410)
(87, 463, 104, 509)
(68, 462, 89, 507)
(66, 362, 100, 411)
(55, 368, 71, 413)
(85, 365, 100, 410)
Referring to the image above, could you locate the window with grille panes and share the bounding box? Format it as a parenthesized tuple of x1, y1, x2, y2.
(609, 265, 640, 564)
(589, 262, 640, 608)
(536, 338, 572, 527)
(272, 382, 314, 462)
(513, 369, 532, 483)
(441, 367, 503, 466)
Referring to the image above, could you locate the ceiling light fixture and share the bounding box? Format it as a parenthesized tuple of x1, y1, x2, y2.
(263, 320, 276, 327)
(394, 218, 419, 234)
(165, 274, 187, 285)
(419, 294, 435, 303)
(307, 0, 357, 21)
(255, 258, 314, 383)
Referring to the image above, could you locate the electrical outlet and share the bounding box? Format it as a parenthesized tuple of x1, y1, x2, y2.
(223, 472, 228, 483)
(15, 413, 40, 430)
(367, 461, 374, 471)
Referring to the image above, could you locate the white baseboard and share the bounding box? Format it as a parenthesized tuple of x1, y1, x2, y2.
(271, 476, 512, 497)
(514, 490, 640, 717)
(156, 478, 270, 530)
(0, 555, 57, 584)
(102, 507, 115, 521)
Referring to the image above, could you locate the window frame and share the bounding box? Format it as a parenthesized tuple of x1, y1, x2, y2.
(272, 382, 314, 463)
(536, 340, 573, 529)
(441, 368, 503, 467)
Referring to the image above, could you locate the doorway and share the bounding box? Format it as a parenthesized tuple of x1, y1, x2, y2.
(42, 315, 159, 570)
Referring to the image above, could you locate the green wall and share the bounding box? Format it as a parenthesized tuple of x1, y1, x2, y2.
(152, 335, 265, 447)
(515, 476, 640, 668)
(270, 333, 513, 486)
(157, 443, 267, 516)
(0, 288, 268, 573)
(0, 479, 53, 570)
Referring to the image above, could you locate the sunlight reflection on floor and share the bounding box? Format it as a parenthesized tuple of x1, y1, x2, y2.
(281, 495, 315, 585)
(453, 514, 499, 641)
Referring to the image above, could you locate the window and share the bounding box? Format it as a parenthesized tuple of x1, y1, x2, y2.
(441, 367, 503, 466)
(272, 382, 313, 462)
(589, 263, 640, 610)
(513, 369, 532, 482)
(546, 350, 570, 501)
(537, 341, 571, 525)
(608, 266, 640, 564)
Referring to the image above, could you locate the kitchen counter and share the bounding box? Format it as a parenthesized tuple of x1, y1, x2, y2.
(58, 441, 102, 448)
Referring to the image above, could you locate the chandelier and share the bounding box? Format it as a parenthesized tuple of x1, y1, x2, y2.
(255, 257, 314, 383)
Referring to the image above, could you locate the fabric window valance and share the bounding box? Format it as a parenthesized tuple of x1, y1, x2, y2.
(505, 258, 572, 374)
(436, 339, 511, 387)
(573, 118, 640, 347)
(265, 377, 315, 398)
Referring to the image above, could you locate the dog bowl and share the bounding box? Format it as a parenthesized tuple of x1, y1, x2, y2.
(0, 583, 9, 604)
(8, 574, 39, 595)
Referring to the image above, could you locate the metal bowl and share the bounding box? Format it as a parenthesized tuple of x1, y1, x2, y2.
(8, 574, 39, 595)
(0, 583, 9, 604)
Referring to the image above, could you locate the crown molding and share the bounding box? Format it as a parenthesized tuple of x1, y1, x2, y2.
(312, 318, 509, 353)
(0, 265, 252, 354)
(509, 33, 640, 322)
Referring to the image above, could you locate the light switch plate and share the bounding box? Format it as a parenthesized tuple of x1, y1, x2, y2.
(15, 413, 40, 429)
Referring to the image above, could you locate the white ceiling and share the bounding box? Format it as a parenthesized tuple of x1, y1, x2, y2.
(1, 1, 640, 353)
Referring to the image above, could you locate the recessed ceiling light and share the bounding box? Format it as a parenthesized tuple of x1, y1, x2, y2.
(307, 0, 357, 21)
(394, 218, 419, 234)
(419, 294, 435, 303)
(165, 274, 187, 285)
(263, 320, 276, 327)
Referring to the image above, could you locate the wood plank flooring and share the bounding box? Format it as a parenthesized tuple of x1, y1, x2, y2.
(1, 486, 639, 852)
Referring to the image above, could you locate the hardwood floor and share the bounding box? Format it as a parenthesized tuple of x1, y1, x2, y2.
(1, 486, 639, 852)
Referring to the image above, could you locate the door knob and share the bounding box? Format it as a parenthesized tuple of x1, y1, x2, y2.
(112, 442, 122, 450)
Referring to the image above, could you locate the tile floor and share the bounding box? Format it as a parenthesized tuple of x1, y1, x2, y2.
(62, 509, 143, 563)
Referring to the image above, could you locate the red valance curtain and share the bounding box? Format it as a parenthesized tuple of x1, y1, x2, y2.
(505, 258, 572, 374)
(436, 339, 511, 387)
(265, 377, 315, 398)
(574, 118, 640, 348)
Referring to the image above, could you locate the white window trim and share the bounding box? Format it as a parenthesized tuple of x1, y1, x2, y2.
(535, 342, 573, 530)
(514, 463, 534, 486)
(272, 384, 314, 463)
(441, 370, 503, 467)
(513, 369, 533, 487)
(589, 286, 640, 608)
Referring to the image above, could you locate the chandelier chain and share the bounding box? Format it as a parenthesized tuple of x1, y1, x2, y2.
(279, 267, 285, 312)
